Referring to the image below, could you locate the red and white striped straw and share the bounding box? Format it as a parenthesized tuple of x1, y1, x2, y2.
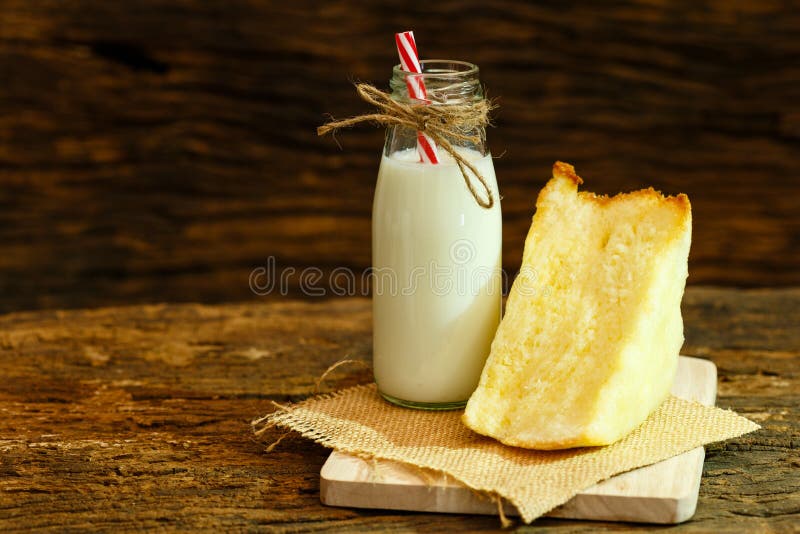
(395, 31, 439, 164)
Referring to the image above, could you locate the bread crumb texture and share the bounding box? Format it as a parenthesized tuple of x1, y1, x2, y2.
(463, 162, 692, 449)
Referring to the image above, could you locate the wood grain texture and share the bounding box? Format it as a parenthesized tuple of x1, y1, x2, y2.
(0, 287, 797, 531)
(0, 1, 798, 312)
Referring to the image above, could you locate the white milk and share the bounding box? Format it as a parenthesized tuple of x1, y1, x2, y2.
(372, 147, 502, 406)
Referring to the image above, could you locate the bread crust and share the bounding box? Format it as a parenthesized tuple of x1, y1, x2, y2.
(549, 161, 691, 215)
(552, 161, 583, 186)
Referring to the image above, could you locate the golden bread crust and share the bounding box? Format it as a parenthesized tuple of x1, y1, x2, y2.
(552, 161, 583, 186)
(548, 161, 691, 216)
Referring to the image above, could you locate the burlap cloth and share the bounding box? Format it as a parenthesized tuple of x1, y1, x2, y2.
(256, 384, 758, 524)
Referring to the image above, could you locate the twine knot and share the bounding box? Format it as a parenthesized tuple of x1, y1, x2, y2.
(318, 83, 497, 209)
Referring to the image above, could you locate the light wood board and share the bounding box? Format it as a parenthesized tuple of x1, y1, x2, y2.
(320, 355, 717, 524)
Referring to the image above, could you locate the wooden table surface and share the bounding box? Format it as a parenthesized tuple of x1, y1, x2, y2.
(1, 287, 797, 532)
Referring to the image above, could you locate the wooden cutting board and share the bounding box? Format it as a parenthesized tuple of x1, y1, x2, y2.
(320, 355, 717, 524)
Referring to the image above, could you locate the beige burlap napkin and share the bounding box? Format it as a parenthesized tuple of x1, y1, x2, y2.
(255, 384, 758, 524)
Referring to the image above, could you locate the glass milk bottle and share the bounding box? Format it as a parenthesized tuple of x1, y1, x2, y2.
(372, 60, 502, 409)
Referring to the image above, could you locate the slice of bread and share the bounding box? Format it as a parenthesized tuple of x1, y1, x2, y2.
(463, 162, 692, 449)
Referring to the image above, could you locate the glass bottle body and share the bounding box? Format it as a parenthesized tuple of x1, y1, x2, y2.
(372, 60, 502, 409)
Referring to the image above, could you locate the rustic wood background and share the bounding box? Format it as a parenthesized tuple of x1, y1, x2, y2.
(1, 0, 798, 312)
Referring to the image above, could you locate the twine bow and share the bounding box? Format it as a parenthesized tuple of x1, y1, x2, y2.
(317, 83, 496, 209)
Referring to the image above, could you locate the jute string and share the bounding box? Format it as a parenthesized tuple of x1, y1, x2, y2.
(252, 358, 369, 447)
(317, 83, 497, 209)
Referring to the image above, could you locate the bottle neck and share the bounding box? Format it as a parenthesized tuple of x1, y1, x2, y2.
(389, 60, 483, 105)
(386, 60, 487, 157)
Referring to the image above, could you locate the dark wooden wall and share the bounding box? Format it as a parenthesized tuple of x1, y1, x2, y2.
(1, 0, 798, 312)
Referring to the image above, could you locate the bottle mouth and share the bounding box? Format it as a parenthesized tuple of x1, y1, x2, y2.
(390, 60, 482, 104)
(392, 59, 479, 79)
